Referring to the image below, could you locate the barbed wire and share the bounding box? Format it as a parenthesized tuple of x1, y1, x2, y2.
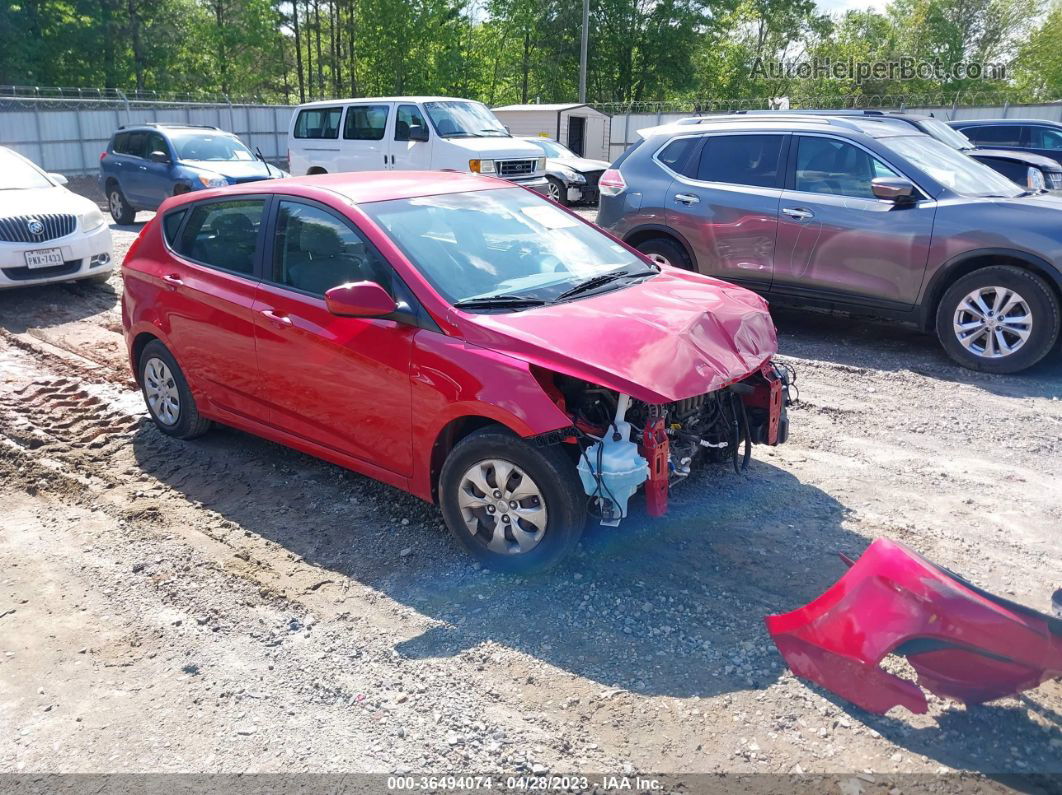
(590, 92, 1060, 114)
(3, 84, 1059, 114)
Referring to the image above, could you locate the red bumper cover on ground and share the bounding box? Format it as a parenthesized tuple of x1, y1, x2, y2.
(765, 538, 1061, 714)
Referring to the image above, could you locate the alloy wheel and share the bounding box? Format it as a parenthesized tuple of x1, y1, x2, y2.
(952, 285, 1033, 359)
(144, 357, 181, 425)
(547, 181, 562, 202)
(646, 252, 672, 268)
(109, 191, 123, 219)
(457, 458, 548, 555)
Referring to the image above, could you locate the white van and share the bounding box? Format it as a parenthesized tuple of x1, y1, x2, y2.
(287, 96, 549, 192)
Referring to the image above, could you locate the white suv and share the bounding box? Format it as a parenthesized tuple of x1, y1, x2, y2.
(287, 97, 548, 192)
(0, 147, 114, 289)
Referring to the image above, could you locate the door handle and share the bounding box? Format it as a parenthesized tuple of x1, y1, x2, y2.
(162, 273, 183, 289)
(260, 308, 292, 326)
(674, 193, 700, 205)
(782, 207, 814, 220)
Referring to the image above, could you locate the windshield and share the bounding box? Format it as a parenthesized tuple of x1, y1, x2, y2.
(423, 101, 509, 138)
(171, 132, 256, 162)
(362, 187, 649, 306)
(884, 135, 1024, 197)
(0, 149, 55, 190)
(527, 139, 574, 158)
(920, 118, 976, 150)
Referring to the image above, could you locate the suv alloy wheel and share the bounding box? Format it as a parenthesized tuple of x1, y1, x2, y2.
(936, 266, 1061, 373)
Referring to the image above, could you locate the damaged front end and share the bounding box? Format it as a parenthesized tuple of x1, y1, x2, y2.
(540, 359, 794, 526)
(766, 538, 1062, 714)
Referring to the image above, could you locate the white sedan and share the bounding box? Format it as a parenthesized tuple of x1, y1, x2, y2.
(0, 146, 114, 289)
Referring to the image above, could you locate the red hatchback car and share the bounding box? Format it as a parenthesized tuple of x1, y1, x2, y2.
(122, 171, 791, 571)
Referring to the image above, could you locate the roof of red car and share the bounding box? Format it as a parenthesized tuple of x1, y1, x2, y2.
(254, 170, 509, 204)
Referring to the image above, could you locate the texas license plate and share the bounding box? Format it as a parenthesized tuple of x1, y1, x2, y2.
(24, 248, 64, 269)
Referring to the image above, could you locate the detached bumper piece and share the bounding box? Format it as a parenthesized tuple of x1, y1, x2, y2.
(765, 538, 1061, 714)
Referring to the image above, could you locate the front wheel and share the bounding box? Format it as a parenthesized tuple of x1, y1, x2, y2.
(545, 177, 569, 206)
(936, 266, 1060, 373)
(438, 428, 586, 573)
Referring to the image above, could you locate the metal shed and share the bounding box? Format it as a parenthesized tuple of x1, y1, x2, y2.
(491, 103, 611, 161)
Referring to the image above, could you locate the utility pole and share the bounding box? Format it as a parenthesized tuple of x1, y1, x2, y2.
(578, 0, 588, 103)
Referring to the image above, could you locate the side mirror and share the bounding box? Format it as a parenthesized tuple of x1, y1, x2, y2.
(872, 177, 916, 203)
(148, 150, 171, 164)
(324, 281, 397, 317)
(47, 173, 68, 186)
(408, 124, 429, 143)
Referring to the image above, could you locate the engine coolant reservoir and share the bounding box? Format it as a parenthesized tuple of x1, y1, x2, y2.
(577, 414, 649, 527)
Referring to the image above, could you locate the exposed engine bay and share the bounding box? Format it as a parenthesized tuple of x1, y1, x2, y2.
(540, 359, 795, 525)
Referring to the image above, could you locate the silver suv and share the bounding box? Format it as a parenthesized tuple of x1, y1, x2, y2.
(597, 115, 1062, 373)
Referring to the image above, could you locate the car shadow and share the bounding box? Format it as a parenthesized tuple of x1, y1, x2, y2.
(0, 276, 119, 332)
(128, 419, 1062, 774)
(130, 419, 857, 702)
(770, 306, 1062, 401)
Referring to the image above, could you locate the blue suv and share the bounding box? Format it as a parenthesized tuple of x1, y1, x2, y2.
(99, 123, 287, 224)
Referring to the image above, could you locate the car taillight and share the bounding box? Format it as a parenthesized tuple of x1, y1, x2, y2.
(100, 151, 107, 160)
(599, 168, 627, 197)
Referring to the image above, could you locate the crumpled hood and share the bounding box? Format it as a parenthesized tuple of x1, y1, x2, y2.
(0, 186, 95, 218)
(452, 269, 778, 404)
(554, 155, 610, 173)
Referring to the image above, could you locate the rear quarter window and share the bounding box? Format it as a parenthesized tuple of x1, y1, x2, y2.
(162, 209, 187, 246)
(294, 108, 342, 139)
(656, 137, 700, 177)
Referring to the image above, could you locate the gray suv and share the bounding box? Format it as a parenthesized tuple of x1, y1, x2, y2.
(597, 115, 1062, 373)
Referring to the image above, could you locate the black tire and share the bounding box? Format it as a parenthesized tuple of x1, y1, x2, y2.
(935, 265, 1060, 374)
(546, 177, 569, 206)
(438, 427, 586, 573)
(107, 182, 136, 225)
(635, 236, 693, 271)
(138, 340, 212, 439)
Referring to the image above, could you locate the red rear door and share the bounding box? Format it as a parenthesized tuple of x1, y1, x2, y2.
(252, 197, 415, 475)
(160, 196, 269, 420)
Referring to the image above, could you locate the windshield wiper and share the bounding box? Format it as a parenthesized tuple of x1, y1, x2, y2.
(453, 294, 548, 310)
(554, 268, 655, 301)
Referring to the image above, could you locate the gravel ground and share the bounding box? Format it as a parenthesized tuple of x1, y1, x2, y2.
(0, 200, 1059, 787)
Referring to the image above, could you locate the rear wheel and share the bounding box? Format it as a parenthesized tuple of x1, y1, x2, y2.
(138, 340, 212, 439)
(935, 265, 1060, 373)
(107, 183, 136, 224)
(438, 428, 585, 573)
(546, 177, 569, 206)
(635, 236, 693, 271)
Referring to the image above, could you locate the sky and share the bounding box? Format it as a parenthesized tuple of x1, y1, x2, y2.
(817, 0, 890, 12)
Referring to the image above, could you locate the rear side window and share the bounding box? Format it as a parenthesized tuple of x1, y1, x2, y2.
(656, 137, 700, 176)
(294, 107, 342, 139)
(111, 132, 129, 154)
(124, 131, 148, 158)
(344, 104, 389, 141)
(175, 199, 265, 275)
(962, 125, 1024, 147)
(162, 209, 187, 245)
(696, 134, 785, 188)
